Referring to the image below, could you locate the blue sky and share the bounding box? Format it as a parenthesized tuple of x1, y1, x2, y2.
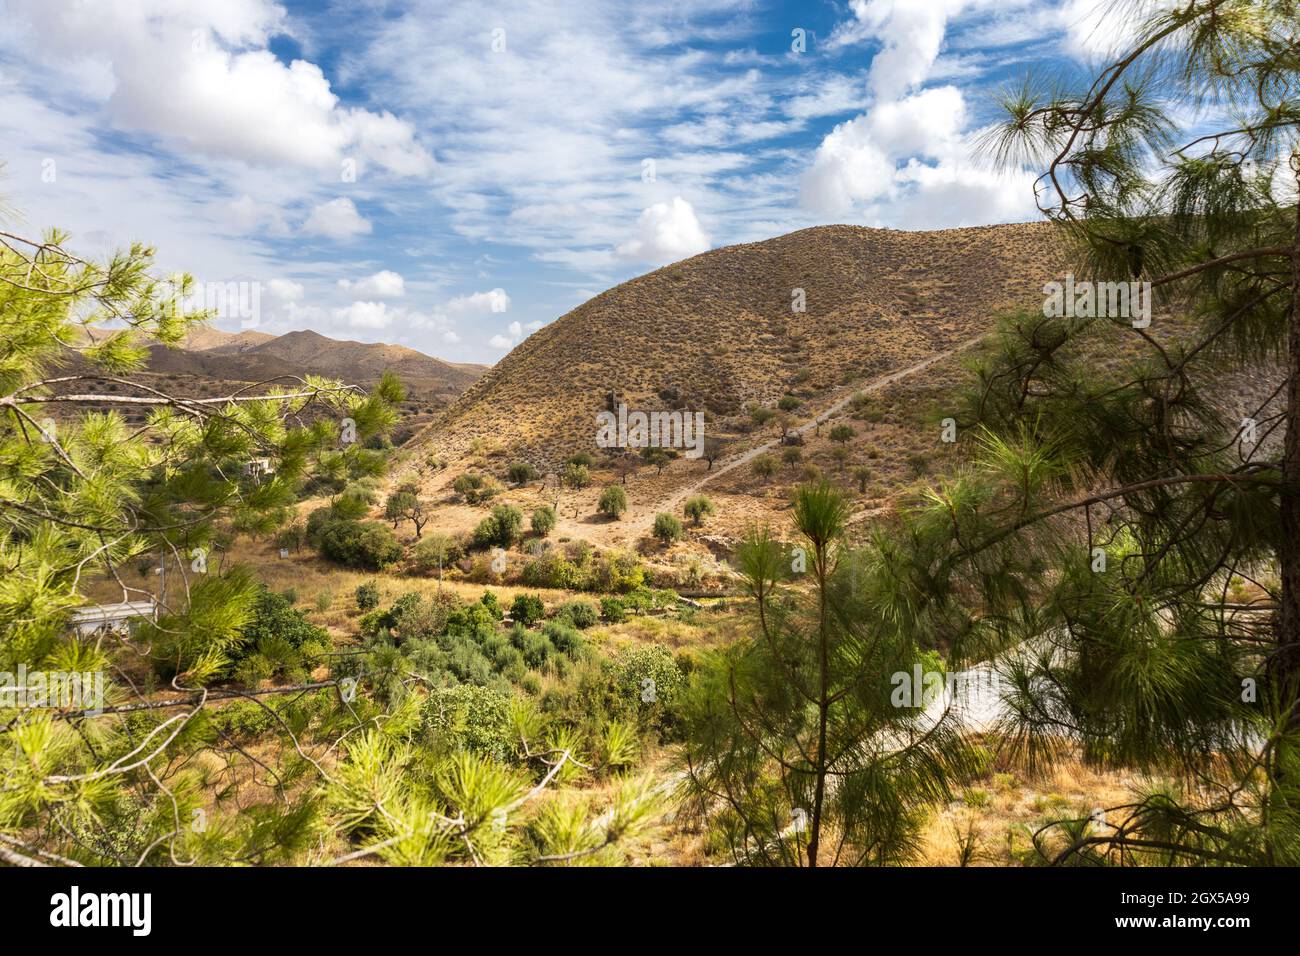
(0, 0, 1121, 363)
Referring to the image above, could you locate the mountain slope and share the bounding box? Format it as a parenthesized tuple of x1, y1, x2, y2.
(420, 222, 1067, 467)
(76, 327, 487, 397)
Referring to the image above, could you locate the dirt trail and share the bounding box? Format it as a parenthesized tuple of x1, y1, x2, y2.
(619, 339, 981, 539)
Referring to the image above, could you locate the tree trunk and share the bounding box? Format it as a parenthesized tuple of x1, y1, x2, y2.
(807, 545, 830, 868)
(1278, 161, 1300, 740)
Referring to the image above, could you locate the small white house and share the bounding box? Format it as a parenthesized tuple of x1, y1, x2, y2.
(69, 600, 158, 638)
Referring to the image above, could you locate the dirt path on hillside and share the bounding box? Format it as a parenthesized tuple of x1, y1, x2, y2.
(616, 339, 982, 540)
(397, 338, 982, 552)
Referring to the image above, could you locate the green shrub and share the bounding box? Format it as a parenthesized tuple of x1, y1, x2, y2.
(597, 485, 628, 519)
(314, 589, 333, 612)
(473, 505, 524, 549)
(421, 684, 516, 762)
(615, 644, 686, 733)
(410, 533, 461, 572)
(510, 626, 557, 668)
(600, 596, 627, 623)
(594, 550, 644, 593)
(479, 590, 504, 620)
(562, 461, 590, 489)
(542, 620, 586, 657)
(531, 505, 557, 536)
(683, 495, 714, 526)
(319, 520, 403, 570)
(507, 461, 539, 485)
(355, 581, 381, 611)
(653, 512, 683, 544)
(510, 593, 545, 626)
(556, 599, 598, 629)
(522, 549, 586, 590)
(453, 471, 502, 504)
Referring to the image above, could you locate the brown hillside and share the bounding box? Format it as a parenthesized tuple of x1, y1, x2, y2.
(420, 221, 1066, 468)
(183, 327, 276, 352)
(248, 329, 485, 393)
(68, 327, 486, 399)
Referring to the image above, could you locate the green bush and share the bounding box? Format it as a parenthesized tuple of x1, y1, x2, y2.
(615, 644, 686, 733)
(597, 485, 628, 520)
(421, 684, 517, 762)
(453, 471, 502, 504)
(653, 512, 683, 544)
(530, 505, 556, 536)
(594, 550, 645, 593)
(227, 586, 332, 684)
(556, 599, 598, 629)
(522, 548, 586, 590)
(355, 581, 381, 611)
(600, 596, 627, 623)
(510, 593, 545, 626)
(683, 495, 714, 526)
(473, 505, 524, 549)
(510, 625, 557, 669)
(507, 461, 539, 485)
(542, 620, 586, 657)
(562, 461, 590, 489)
(479, 590, 504, 620)
(319, 519, 403, 570)
(410, 533, 461, 573)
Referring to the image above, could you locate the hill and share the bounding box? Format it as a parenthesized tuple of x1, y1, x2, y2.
(68, 327, 486, 399)
(419, 222, 1067, 468)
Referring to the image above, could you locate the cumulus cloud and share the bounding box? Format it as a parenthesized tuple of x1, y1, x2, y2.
(4, 0, 434, 176)
(333, 300, 392, 329)
(266, 278, 304, 303)
(338, 270, 405, 297)
(615, 197, 710, 265)
(446, 288, 510, 315)
(833, 0, 969, 101)
(301, 198, 372, 240)
(803, 2, 1038, 226)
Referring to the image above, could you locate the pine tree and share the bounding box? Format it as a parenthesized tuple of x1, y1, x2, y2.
(679, 483, 974, 866)
(883, 0, 1300, 863)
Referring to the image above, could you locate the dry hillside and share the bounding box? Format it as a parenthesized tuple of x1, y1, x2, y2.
(64, 327, 486, 400)
(419, 222, 1067, 469)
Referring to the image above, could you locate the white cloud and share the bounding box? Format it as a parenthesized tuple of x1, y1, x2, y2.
(615, 196, 710, 265)
(487, 334, 515, 349)
(801, 87, 968, 215)
(803, 3, 1039, 227)
(266, 278, 304, 302)
(334, 300, 392, 329)
(4, 0, 434, 176)
(841, 0, 967, 101)
(338, 269, 405, 297)
(301, 198, 372, 240)
(447, 288, 510, 315)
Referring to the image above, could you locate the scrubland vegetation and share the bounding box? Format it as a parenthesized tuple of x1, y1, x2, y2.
(3, 0, 1300, 871)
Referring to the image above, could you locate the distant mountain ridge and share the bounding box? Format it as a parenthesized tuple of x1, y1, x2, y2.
(75, 326, 487, 397)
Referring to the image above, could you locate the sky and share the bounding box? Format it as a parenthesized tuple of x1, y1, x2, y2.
(0, 0, 1132, 363)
